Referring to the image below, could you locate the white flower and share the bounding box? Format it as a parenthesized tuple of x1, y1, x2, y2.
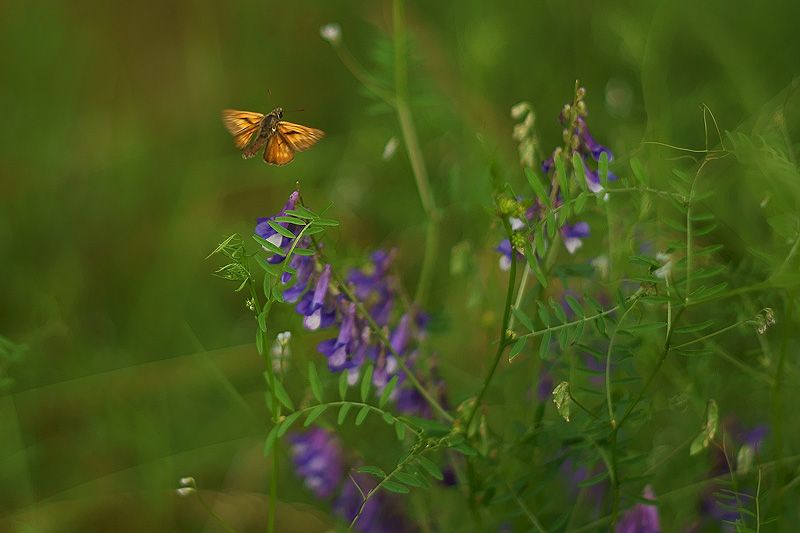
(277, 331, 292, 346)
(511, 101, 530, 120)
(176, 487, 195, 497)
(591, 255, 609, 279)
(654, 252, 672, 279)
(320, 23, 342, 45)
(179, 477, 195, 486)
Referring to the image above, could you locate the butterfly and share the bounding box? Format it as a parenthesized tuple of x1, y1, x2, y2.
(222, 107, 324, 166)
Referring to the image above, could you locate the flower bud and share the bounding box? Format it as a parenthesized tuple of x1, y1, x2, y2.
(320, 23, 342, 45)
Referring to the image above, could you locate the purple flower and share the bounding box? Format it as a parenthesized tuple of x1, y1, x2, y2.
(348, 250, 395, 301)
(255, 191, 302, 263)
(580, 156, 618, 194)
(296, 264, 336, 331)
(497, 239, 524, 271)
(282, 240, 315, 303)
(288, 428, 343, 499)
(616, 485, 661, 533)
(317, 302, 366, 371)
(577, 117, 613, 162)
(561, 222, 590, 254)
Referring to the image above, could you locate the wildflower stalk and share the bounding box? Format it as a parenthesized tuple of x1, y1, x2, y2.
(248, 278, 279, 533)
(465, 219, 517, 430)
(393, 0, 441, 307)
(310, 237, 453, 422)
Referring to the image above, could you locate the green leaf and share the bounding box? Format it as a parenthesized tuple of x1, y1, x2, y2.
(357, 465, 386, 478)
(339, 371, 348, 400)
(627, 322, 666, 332)
(539, 331, 551, 359)
(572, 152, 588, 192)
(256, 328, 264, 356)
(337, 403, 351, 425)
(263, 426, 279, 458)
(574, 192, 588, 214)
(308, 363, 323, 402)
(416, 456, 444, 480)
(394, 422, 406, 441)
(508, 337, 527, 362)
(267, 220, 297, 239)
(380, 375, 399, 408)
(550, 297, 567, 324)
(292, 247, 316, 256)
(303, 225, 325, 236)
(537, 301, 551, 327)
(361, 365, 373, 402)
(278, 411, 302, 436)
(272, 215, 307, 225)
(312, 218, 339, 227)
(355, 405, 370, 426)
(381, 412, 395, 425)
(285, 206, 318, 219)
(565, 295, 584, 318)
(673, 320, 715, 334)
(554, 154, 570, 202)
(530, 255, 548, 288)
(524, 167, 551, 207)
(630, 158, 647, 185)
(394, 471, 425, 488)
(534, 227, 546, 258)
(513, 308, 534, 332)
(381, 480, 410, 494)
(453, 442, 478, 456)
(599, 151, 609, 189)
(546, 211, 557, 239)
(268, 379, 295, 410)
(304, 405, 328, 427)
(578, 470, 609, 488)
(253, 234, 285, 256)
(552, 381, 571, 422)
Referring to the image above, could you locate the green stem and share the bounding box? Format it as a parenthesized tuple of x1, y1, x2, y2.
(507, 262, 531, 330)
(503, 479, 548, 533)
(605, 300, 638, 427)
(465, 236, 517, 430)
(392, 0, 440, 307)
(247, 280, 279, 533)
(515, 305, 619, 340)
(617, 307, 686, 429)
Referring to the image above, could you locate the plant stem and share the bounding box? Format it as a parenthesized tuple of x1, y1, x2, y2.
(248, 281, 279, 533)
(393, 0, 440, 307)
(465, 237, 517, 430)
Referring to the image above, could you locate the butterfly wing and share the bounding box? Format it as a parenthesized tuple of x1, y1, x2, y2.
(222, 109, 264, 150)
(242, 135, 268, 159)
(264, 132, 295, 165)
(276, 121, 325, 151)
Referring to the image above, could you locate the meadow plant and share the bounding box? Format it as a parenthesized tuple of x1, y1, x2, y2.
(198, 4, 799, 532)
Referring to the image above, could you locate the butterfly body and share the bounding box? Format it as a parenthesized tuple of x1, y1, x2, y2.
(222, 107, 324, 166)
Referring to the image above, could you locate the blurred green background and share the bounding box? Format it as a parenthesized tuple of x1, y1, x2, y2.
(1, 0, 799, 531)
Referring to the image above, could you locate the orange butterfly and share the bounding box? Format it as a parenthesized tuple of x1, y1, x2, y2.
(222, 107, 325, 166)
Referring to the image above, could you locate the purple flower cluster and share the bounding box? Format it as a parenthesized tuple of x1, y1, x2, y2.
(497, 95, 615, 267)
(289, 428, 410, 532)
(256, 193, 443, 415)
(288, 427, 343, 499)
